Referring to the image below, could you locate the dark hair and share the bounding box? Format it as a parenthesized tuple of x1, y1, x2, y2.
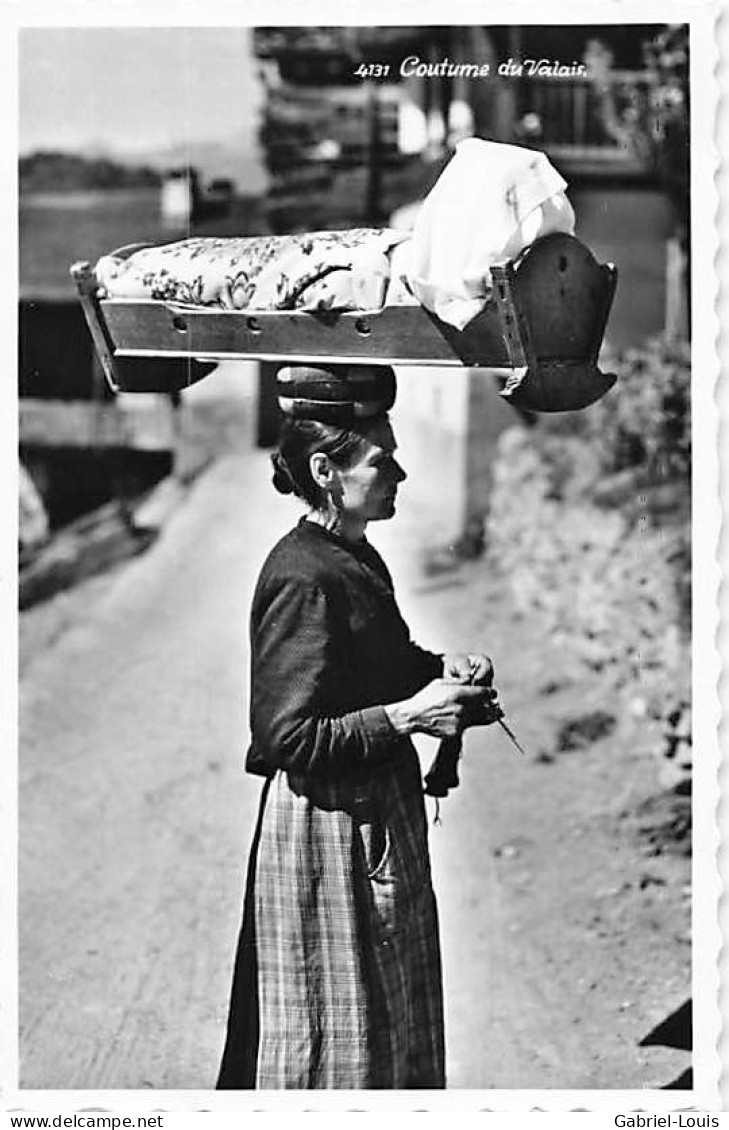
(270, 417, 376, 507)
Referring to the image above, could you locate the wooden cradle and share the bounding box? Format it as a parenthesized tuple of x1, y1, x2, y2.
(70, 232, 618, 414)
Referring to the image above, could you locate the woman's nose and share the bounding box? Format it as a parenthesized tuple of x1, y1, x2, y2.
(393, 460, 407, 483)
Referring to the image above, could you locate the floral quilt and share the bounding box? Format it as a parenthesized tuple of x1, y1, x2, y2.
(95, 228, 415, 314)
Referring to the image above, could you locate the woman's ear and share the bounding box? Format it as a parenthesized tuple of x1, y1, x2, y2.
(309, 452, 334, 492)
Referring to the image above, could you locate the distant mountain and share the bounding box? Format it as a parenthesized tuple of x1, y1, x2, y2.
(20, 139, 267, 197)
(19, 150, 162, 194)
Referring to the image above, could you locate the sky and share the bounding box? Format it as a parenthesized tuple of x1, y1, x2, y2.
(19, 27, 266, 184)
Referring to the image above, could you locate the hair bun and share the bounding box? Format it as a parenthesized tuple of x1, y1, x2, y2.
(270, 451, 295, 495)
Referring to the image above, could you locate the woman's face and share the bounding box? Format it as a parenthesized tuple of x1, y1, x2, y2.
(331, 419, 407, 524)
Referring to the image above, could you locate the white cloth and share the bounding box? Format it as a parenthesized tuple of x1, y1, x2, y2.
(400, 138, 576, 329)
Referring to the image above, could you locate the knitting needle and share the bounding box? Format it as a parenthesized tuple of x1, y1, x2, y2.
(497, 715, 527, 756)
(464, 661, 527, 758)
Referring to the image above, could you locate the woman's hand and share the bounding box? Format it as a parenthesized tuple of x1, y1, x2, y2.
(443, 652, 494, 687)
(385, 678, 500, 740)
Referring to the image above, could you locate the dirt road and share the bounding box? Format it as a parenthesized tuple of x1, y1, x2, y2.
(19, 446, 691, 1093)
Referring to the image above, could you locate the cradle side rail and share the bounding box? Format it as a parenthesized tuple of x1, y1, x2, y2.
(70, 233, 618, 410)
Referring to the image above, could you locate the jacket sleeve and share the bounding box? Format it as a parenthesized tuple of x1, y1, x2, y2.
(249, 575, 400, 778)
(401, 641, 444, 696)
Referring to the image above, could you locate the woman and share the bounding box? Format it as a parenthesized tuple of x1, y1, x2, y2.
(217, 364, 500, 1090)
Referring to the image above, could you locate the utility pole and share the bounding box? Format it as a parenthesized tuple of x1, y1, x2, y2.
(364, 80, 382, 224)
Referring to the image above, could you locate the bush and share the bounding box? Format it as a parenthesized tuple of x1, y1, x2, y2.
(586, 336, 691, 480)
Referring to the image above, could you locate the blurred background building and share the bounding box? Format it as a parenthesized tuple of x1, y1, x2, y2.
(254, 23, 668, 232)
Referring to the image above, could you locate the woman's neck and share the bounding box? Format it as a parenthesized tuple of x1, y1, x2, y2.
(305, 507, 366, 543)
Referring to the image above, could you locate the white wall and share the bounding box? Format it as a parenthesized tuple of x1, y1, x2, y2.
(391, 366, 518, 550)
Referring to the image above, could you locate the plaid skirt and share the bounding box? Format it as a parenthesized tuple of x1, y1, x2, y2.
(217, 747, 445, 1089)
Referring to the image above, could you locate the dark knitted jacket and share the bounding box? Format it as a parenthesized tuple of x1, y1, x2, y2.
(245, 518, 443, 780)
